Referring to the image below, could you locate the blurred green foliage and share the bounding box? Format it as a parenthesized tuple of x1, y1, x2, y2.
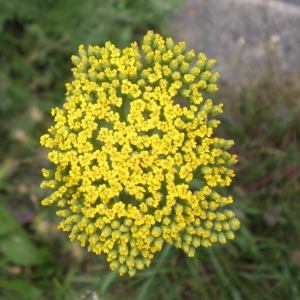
(0, 0, 183, 138)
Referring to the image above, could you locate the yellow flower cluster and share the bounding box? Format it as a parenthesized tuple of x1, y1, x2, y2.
(40, 31, 239, 276)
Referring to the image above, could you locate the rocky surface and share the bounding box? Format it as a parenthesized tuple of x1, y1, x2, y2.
(168, 0, 300, 86)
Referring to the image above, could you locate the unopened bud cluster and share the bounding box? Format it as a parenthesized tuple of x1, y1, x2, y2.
(40, 31, 239, 276)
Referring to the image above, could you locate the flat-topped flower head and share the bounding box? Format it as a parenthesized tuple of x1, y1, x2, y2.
(40, 31, 239, 276)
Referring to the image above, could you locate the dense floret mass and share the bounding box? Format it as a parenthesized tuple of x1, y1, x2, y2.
(40, 31, 239, 276)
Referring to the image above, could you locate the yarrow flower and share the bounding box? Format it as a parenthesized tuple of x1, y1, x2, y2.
(40, 31, 240, 277)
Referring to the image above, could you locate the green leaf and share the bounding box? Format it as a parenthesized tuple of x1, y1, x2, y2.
(99, 269, 118, 296)
(0, 279, 42, 300)
(0, 205, 19, 235)
(0, 205, 41, 265)
(0, 233, 40, 266)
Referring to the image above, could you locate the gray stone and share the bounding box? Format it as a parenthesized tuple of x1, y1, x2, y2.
(168, 0, 300, 86)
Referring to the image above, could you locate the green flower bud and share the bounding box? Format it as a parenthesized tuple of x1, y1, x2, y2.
(62, 224, 73, 231)
(215, 212, 226, 222)
(97, 72, 106, 81)
(77, 233, 88, 246)
(152, 38, 160, 50)
(189, 67, 200, 76)
(151, 226, 162, 237)
(182, 242, 190, 253)
(81, 56, 89, 66)
(201, 239, 212, 248)
(129, 248, 139, 257)
(102, 60, 110, 69)
(111, 220, 120, 229)
(173, 45, 182, 56)
(141, 249, 150, 258)
(218, 232, 227, 244)
(221, 221, 230, 231)
(142, 257, 151, 267)
(118, 244, 129, 256)
(210, 105, 223, 116)
(181, 89, 191, 98)
(208, 72, 220, 83)
(57, 198, 68, 207)
(197, 80, 208, 91)
(78, 45, 87, 57)
(225, 230, 235, 240)
(183, 233, 192, 244)
(128, 268, 136, 277)
(124, 218, 133, 227)
(200, 71, 211, 81)
(166, 37, 175, 50)
(137, 79, 146, 87)
(207, 120, 220, 128)
(190, 95, 203, 105)
(176, 54, 185, 64)
(192, 236, 201, 247)
(154, 237, 164, 248)
(187, 246, 195, 257)
(193, 218, 201, 227)
(126, 257, 135, 268)
(119, 224, 130, 232)
(180, 62, 190, 74)
(205, 59, 217, 70)
(110, 260, 119, 270)
(56, 209, 71, 217)
(205, 84, 219, 94)
(183, 74, 195, 84)
(85, 223, 97, 235)
(162, 65, 172, 77)
(143, 33, 154, 46)
(179, 42, 186, 54)
(224, 210, 235, 219)
(214, 222, 222, 231)
(186, 225, 196, 235)
(153, 54, 162, 64)
(135, 259, 145, 270)
(88, 71, 98, 82)
(208, 201, 218, 211)
(71, 224, 80, 233)
(130, 238, 136, 247)
(89, 233, 99, 245)
(200, 166, 211, 174)
(71, 55, 81, 66)
(119, 254, 128, 264)
(185, 50, 195, 62)
(69, 232, 77, 241)
(229, 218, 240, 230)
(133, 61, 141, 72)
(162, 217, 171, 225)
(172, 71, 181, 81)
(209, 232, 218, 243)
(158, 44, 166, 53)
(204, 220, 213, 229)
(119, 264, 128, 276)
(169, 59, 179, 71)
(222, 140, 234, 150)
(101, 225, 112, 237)
(225, 157, 238, 166)
(146, 235, 154, 244)
(196, 226, 205, 236)
(207, 212, 216, 220)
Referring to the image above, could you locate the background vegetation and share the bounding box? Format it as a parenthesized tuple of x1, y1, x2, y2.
(0, 0, 299, 299)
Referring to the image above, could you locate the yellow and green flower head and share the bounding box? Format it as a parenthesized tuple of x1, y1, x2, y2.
(40, 31, 239, 277)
